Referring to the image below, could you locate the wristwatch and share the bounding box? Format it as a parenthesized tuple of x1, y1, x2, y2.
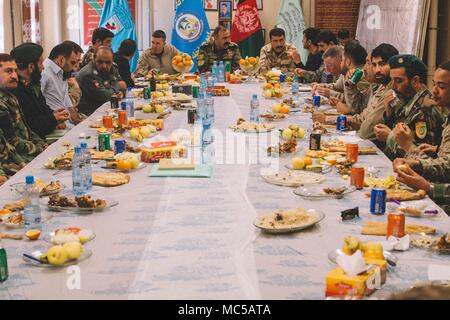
(428, 183, 434, 196)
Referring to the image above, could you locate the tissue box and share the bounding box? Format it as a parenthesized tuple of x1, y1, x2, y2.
(325, 261, 386, 298)
(128, 119, 164, 131)
(172, 84, 192, 95)
(141, 145, 188, 163)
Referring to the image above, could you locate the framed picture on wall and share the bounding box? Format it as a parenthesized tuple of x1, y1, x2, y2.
(233, 0, 263, 10)
(218, 0, 232, 21)
(204, 0, 218, 11)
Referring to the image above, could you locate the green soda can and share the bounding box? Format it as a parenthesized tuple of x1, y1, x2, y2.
(0, 241, 8, 282)
(98, 133, 111, 151)
(350, 69, 364, 84)
(192, 86, 200, 98)
(143, 87, 152, 100)
(225, 61, 231, 73)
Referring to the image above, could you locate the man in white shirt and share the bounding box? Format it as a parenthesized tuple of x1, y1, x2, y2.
(41, 42, 84, 127)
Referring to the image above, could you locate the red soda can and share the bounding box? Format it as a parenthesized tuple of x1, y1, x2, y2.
(350, 167, 365, 190)
(103, 115, 113, 129)
(387, 212, 405, 239)
(118, 110, 128, 126)
(346, 144, 359, 163)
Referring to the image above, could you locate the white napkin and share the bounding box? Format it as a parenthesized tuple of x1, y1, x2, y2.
(382, 235, 410, 251)
(270, 68, 282, 76)
(336, 250, 367, 276)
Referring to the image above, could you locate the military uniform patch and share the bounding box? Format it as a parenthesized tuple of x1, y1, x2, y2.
(415, 121, 427, 140)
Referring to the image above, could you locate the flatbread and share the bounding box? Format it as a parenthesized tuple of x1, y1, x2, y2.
(362, 221, 436, 236)
(366, 189, 427, 201)
(262, 171, 326, 187)
(92, 172, 130, 187)
(230, 121, 275, 133)
(91, 150, 115, 160)
(255, 208, 321, 230)
(306, 150, 343, 158)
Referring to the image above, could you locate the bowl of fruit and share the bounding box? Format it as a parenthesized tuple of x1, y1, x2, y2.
(239, 57, 260, 81)
(172, 53, 195, 74)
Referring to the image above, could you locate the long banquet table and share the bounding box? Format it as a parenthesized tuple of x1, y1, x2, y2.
(0, 83, 449, 300)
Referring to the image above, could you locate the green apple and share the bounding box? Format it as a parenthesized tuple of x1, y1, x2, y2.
(47, 245, 68, 266)
(128, 156, 140, 169)
(272, 104, 281, 113)
(142, 104, 153, 113)
(296, 128, 305, 139)
(63, 242, 83, 260)
(291, 157, 306, 170)
(155, 105, 165, 113)
(282, 128, 293, 140)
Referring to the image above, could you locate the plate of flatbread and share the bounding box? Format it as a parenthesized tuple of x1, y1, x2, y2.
(254, 208, 325, 234)
(230, 119, 275, 133)
(262, 171, 326, 188)
(361, 221, 436, 236)
(366, 189, 427, 202)
(92, 172, 131, 187)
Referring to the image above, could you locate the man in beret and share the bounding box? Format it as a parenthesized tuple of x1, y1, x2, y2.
(10, 43, 70, 139)
(0, 53, 47, 163)
(77, 46, 127, 116)
(374, 54, 445, 159)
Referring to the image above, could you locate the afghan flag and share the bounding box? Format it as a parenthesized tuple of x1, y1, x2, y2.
(231, 0, 264, 58)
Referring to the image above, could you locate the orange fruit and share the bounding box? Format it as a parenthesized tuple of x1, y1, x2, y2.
(178, 62, 185, 68)
(26, 230, 41, 241)
(239, 59, 246, 65)
(117, 160, 132, 171)
(248, 57, 256, 65)
(303, 157, 313, 166)
(0, 209, 12, 216)
(172, 59, 177, 65)
(184, 55, 192, 61)
(176, 56, 183, 63)
(280, 106, 290, 114)
(184, 61, 190, 66)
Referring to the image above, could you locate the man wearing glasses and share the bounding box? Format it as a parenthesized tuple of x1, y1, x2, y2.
(76, 46, 127, 116)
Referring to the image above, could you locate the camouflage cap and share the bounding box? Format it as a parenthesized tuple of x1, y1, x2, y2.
(10, 43, 43, 65)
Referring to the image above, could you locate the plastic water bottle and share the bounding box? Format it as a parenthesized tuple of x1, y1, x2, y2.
(212, 61, 218, 82)
(80, 143, 92, 191)
(200, 74, 208, 94)
(72, 147, 86, 196)
(125, 88, 135, 119)
(206, 91, 215, 125)
(218, 61, 225, 83)
(0, 240, 8, 282)
(291, 75, 299, 96)
(23, 176, 42, 231)
(201, 94, 213, 146)
(250, 94, 260, 122)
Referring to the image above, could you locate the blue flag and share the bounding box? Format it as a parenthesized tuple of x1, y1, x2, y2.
(99, 0, 139, 72)
(171, 0, 211, 70)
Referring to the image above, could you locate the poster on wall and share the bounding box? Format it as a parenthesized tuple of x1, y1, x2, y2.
(22, 0, 41, 44)
(83, 0, 136, 46)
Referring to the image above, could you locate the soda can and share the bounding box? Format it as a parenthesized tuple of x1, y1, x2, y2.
(143, 87, 152, 100)
(309, 133, 321, 151)
(336, 115, 347, 132)
(387, 212, 406, 239)
(0, 247, 8, 282)
(192, 86, 200, 98)
(350, 68, 364, 84)
(118, 110, 128, 126)
(114, 139, 127, 155)
(346, 144, 359, 163)
(224, 61, 231, 73)
(279, 74, 286, 83)
(110, 95, 119, 109)
(120, 101, 127, 111)
(188, 110, 197, 125)
(313, 95, 321, 107)
(370, 189, 387, 215)
(98, 133, 111, 152)
(350, 167, 365, 190)
(102, 115, 113, 129)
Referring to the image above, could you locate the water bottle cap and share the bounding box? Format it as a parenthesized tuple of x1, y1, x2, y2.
(25, 176, 34, 185)
(198, 92, 205, 99)
(80, 143, 88, 149)
(252, 94, 258, 100)
(207, 91, 213, 97)
(294, 75, 299, 81)
(74, 146, 82, 153)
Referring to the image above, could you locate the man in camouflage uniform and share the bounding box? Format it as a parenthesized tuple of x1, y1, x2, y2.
(0, 54, 47, 163)
(313, 42, 370, 115)
(198, 25, 241, 74)
(0, 132, 25, 185)
(80, 28, 114, 69)
(393, 61, 450, 184)
(259, 28, 300, 74)
(77, 47, 127, 116)
(374, 55, 445, 160)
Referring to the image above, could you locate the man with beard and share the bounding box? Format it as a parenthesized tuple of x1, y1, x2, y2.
(312, 42, 370, 114)
(41, 41, 84, 130)
(80, 27, 114, 69)
(259, 28, 302, 74)
(198, 25, 241, 73)
(135, 30, 180, 77)
(0, 54, 47, 163)
(393, 61, 450, 181)
(77, 46, 127, 116)
(10, 43, 69, 139)
(374, 55, 445, 159)
(297, 30, 339, 83)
